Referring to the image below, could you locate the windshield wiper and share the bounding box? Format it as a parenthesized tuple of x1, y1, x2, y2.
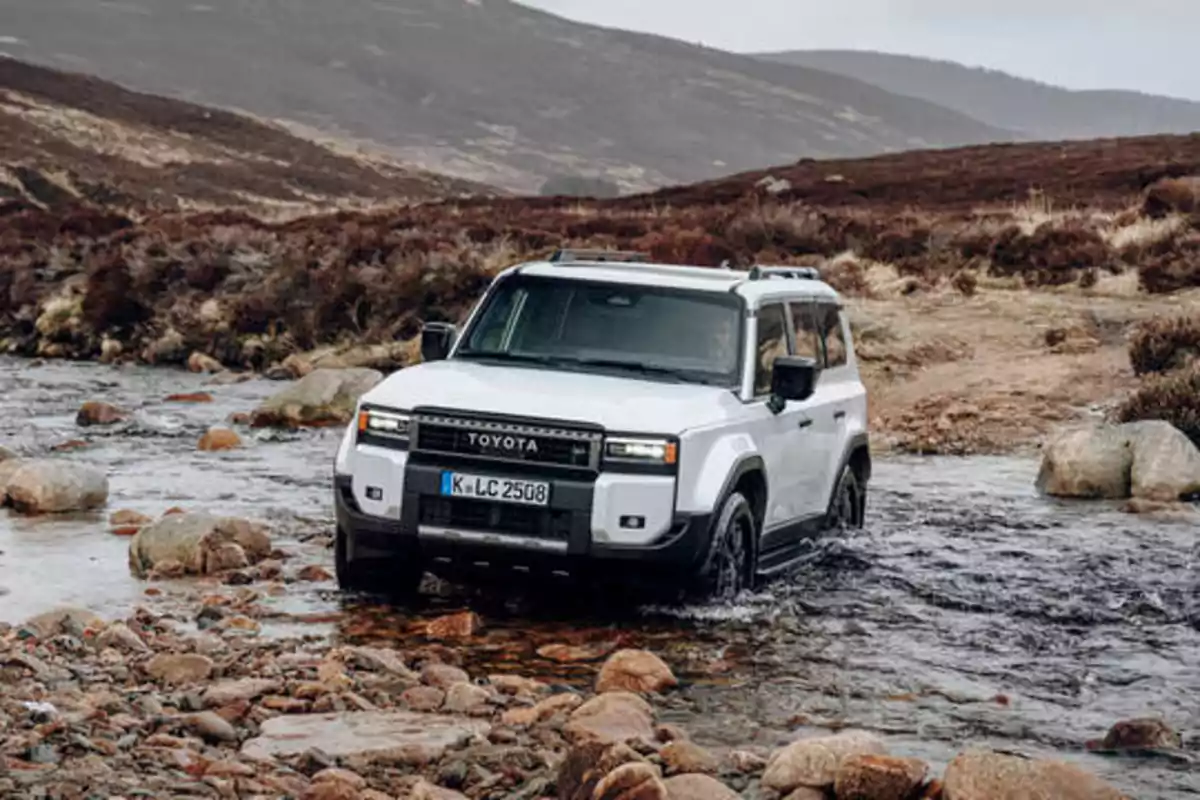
(455, 351, 563, 366)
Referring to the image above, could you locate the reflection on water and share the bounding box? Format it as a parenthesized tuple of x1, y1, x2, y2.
(0, 357, 1196, 798)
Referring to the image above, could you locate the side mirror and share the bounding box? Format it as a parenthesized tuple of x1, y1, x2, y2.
(768, 355, 821, 413)
(420, 322, 457, 362)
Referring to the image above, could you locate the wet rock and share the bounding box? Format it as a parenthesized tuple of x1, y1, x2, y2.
(761, 730, 887, 794)
(95, 621, 149, 653)
(662, 774, 739, 800)
(204, 677, 281, 707)
(185, 710, 238, 742)
(594, 762, 668, 800)
(198, 427, 242, 452)
(144, 327, 187, 364)
(728, 749, 768, 774)
(187, 351, 223, 373)
(165, 391, 214, 403)
(422, 663, 471, 689)
(660, 739, 719, 776)
(538, 641, 619, 663)
(501, 691, 583, 727)
(564, 692, 656, 746)
(557, 741, 643, 800)
(144, 653, 215, 685)
(5, 459, 108, 514)
(109, 508, 152, 536)
(597, 649, 678, 695)
(76, 400, 128, 426)
(128, 512, 271, 578)
(443, 682, 493, 716)
(402, 686, 446, 712)
(1037, 421, 1200, 501)
(1126, 421, 1200, 501)
(296, 564, 333, 582)
(25, 606, 106, 638)
(249, 367, 382, 428)
(834, 753, 929, 800)
(0, 444, 17, 460)
(489, 674, 549, 696)
(240, 710, 490, 762)
(425, 611, 482, 639)
(1086, 717, 1182, 752)
(99, 337, 122, 362)
(1036, 425, 1133, 499)
(942, 749, 1127, 800)
(411, 779, 469, 800)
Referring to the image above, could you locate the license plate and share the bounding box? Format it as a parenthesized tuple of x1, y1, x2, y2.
(440, 471, 550, 507)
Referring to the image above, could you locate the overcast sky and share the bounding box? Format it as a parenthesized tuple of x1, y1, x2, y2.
(522, 1, 1199, 101)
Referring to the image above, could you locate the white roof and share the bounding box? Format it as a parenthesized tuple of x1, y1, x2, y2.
(512, 259, 841, 305)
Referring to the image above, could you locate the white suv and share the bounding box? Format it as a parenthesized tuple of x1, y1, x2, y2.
(332, 249, 870, 602)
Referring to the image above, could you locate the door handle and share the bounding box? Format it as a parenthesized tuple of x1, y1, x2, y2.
(833, 410, 846, 421)
(797, 418, 813, 429)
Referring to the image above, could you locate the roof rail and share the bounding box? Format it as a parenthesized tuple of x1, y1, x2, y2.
(548, 248, 649, 264)
(747, 264, 821, 281)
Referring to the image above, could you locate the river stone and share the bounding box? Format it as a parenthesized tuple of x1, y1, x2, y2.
(4, 459, 108, 514)
(249, 367, 382, 428)
(1125, 420, 1200, 501)
(761, 730, 887, 794)
(596, 649, 678, 695)
(25, 606, 106, 638)
(0, 445, 18, 461)
(662, 774, 739, 800)
(1036, 426, 1133, 499)
(833, 753, 929, 800)
(128, 512, 271, 578)
(563, 692, 656, 746)
(942, 749, 1128, 800)
(239, 710, 490, 762)
(593, 762, 668, 800)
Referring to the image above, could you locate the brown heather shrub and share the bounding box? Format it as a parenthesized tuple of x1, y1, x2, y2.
(1128, 314, 1200, 375)
(81, 256, 151, 334)
(820, 254, 869, 296)
(988, 222, 1115, 287)
(1116, 364, 1200, 448)
(951, 269, 978, 296)
(1142, 176, 1200, 219)
(1137, 235, 1200, 293)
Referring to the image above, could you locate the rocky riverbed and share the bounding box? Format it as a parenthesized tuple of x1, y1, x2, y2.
(0, 356, 1197, 798)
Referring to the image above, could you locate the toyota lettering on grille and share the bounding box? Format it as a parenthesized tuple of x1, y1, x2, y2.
(466, 431, 540, 455)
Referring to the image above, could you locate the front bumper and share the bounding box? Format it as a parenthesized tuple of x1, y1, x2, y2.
(333, 472, 713, 578)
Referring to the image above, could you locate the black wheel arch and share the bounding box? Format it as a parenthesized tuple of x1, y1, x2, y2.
(707, 455, 768, 578)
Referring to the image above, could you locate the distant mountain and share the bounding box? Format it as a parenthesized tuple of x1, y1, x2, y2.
(0, 0, 1012, 194)
(0, 57, 488, 214)
(758, 50, 1200, 141)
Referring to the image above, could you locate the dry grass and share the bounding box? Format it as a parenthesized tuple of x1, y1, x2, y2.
(1117, 364, 1200, 448)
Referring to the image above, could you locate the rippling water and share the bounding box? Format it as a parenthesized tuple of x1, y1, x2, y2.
(0, 357, 1196, 797)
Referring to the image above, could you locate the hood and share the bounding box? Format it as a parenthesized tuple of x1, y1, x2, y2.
(359, 359, 746, 433)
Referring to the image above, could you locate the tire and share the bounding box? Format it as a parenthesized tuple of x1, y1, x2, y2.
(334, 526, 424, 599)
(825, 465, 864, 532)
(688, 491, 756, 602)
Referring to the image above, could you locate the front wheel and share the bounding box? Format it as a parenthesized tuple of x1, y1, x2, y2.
(334, 526, 424, 599)
(825, 465, 865, 532)
(688, 491, 756, 602)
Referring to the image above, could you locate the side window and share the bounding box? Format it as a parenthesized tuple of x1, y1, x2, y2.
(754, 303, 789, 396)
(787, 301, 822, 364)
(817, 303, 848, 368)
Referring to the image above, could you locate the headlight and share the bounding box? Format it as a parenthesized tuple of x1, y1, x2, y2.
(356, 406, 411, 449)
(604, 436, 678, 466)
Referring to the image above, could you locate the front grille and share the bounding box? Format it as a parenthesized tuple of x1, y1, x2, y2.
(419, 497, 573, 541)
(412, 413, 601, 471)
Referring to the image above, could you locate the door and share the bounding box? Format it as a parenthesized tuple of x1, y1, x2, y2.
(786, 299, 839, 519)
(811, 301, 861, 510)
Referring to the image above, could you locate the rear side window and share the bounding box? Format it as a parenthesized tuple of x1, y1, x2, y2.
(754, 303, 789, 396)
(816, 303, 848, 368)
(787, 301, 822, 362)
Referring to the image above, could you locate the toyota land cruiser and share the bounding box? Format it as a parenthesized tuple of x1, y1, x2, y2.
(332, 249, 870, 602)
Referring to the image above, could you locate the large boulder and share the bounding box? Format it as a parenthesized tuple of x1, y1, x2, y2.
(127, 512, 272, 578)
(761, 730, 888, 795)
(249, 368, 382, 429)
(3, 459, 109, 514)
(942, 749, 1128, 800)
(1037, 421, 1200, 501)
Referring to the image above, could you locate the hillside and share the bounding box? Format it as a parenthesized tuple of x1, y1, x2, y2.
(0, 57, 489, 215)
(759, 50, 1200, 142)
(0, 0, 1011, 194)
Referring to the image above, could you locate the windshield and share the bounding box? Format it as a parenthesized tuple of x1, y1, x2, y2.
(456, 275, 744, 386)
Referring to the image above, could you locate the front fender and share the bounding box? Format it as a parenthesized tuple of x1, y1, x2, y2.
(676, 430, 760, 516)
(334, 419, 356, 476)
